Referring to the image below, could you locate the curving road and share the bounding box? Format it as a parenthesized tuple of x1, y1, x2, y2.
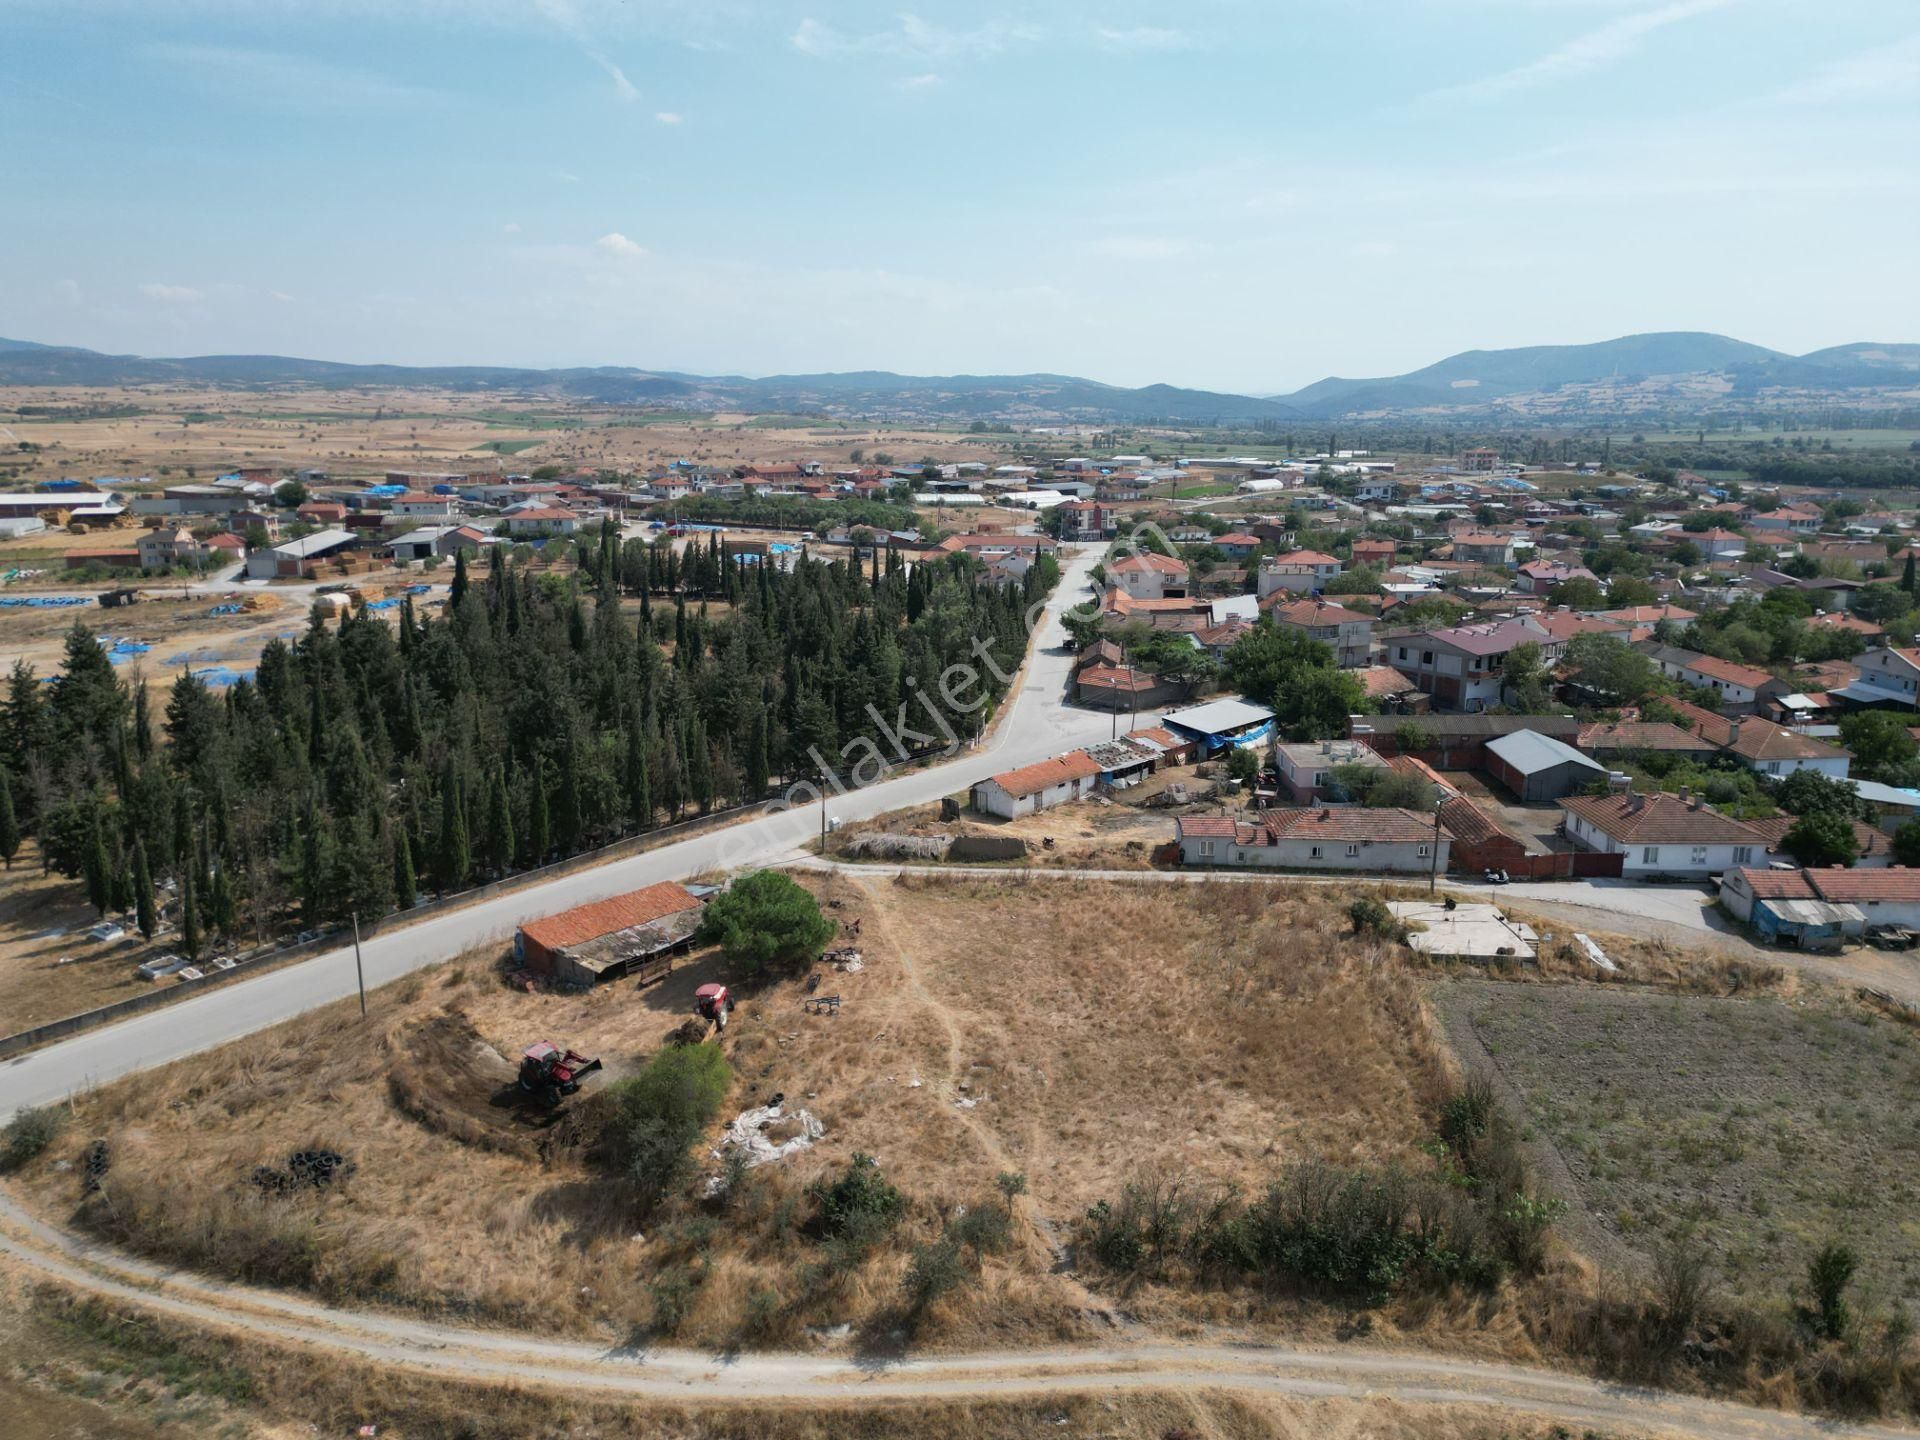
(1, 547, 1116, 1120)
(0, 1192, 1909, 1439)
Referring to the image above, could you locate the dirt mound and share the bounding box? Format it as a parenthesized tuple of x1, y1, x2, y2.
(386, 1009, 538, 1154)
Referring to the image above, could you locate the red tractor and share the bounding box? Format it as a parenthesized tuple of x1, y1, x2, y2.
(517, 1041, 603, 1109)
(694, 983, 735, 1033)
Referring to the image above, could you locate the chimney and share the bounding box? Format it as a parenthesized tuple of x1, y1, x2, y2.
(1727, 719, 1741, 746)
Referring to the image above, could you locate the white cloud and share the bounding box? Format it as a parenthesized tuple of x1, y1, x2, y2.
(590, 52, 639, 100)
(1094, 26, 1195, 53)
(1432, 0, 1734, 100)
(1781, 32, 1920, 104)
(503, 221, 522, 234)
(595, 232, 647, 259)
(270, 290, 297, 302)
(654, 110, 683, 124)
(554, 170, 582, 183)
(139, 283, 204, 303)
(892, 72, 942, 91)
(791, 14, 1042, 61)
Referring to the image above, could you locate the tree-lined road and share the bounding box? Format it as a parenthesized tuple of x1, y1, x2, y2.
(0, 547, 1114, 1119)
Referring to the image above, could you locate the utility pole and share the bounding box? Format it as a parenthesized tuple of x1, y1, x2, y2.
(1428, 800, 1443, 896)
(350, 911, 368, 1019)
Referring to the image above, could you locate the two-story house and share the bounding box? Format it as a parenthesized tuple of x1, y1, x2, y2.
(1263, 597, 1374, 668)
(1106, 552, 1190, 600)
(1380, 619, 1564, 713)
(1835, 647, 1920, 711)
(1254, 550, 1343, 597)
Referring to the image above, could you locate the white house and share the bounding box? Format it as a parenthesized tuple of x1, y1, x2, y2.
(505, 506, 582, 538)
(1106, 552, 1189, 600)
(1255, 550, 1344, 597)
(1558, 791, 1767, 877)
(1835, 647, 1920, 711)
(1725, 718, 1851, 780)
(969, 751, 1100, 819)
(1176, 807, 1446, 873)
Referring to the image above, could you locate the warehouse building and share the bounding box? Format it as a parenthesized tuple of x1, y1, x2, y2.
(514, 881, 707, 988)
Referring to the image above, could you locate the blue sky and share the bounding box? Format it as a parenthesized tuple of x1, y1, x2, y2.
(2, 0, 1916, 393)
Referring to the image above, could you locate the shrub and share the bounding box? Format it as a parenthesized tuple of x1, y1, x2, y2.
(902, 1235, 968, 1313)
(1347, 897, 1401, 940)
(1799, 1241, 1859, 1341)
(1, 1106, 64, 1171)
(810, 1152, 903, 1242)
(605, 1044, 732, 1208)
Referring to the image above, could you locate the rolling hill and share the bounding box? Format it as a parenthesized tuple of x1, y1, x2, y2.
(0, 331, 1914, 424)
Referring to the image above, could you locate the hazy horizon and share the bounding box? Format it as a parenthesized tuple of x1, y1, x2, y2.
(3, 0, 1916, 393)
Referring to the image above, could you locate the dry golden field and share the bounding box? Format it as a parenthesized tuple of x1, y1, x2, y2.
(0, 385, 1012, 485)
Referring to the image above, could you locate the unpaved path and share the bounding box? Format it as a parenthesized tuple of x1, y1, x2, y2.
(1, 1192, 1913, 1438)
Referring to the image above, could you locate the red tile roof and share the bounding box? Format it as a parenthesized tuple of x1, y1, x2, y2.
(1577, 721, 1715, 753)
(1355, 664, 1418, 698)
(1728, 719, 1848, 763)
(1260, 806, 1441, 843)
(1807, 867, 1920, 903)
(1438, 796, 1519, 848)
(1729, 866, 1816, 900)
(1077, 664, 1161, 693)
(509, 506, 576, 522)
(1558, 791, 1768, 845)
(1662, 699, 1736, 748)
(1266, 549, 1340, 567)
(987, 751, 1101, 799)
(519, 882, 703, 952)
(1685, 654, 1774, 689)
(1740, 816, 1892, 863)
(1265, 597, 1370, 627)
(1108, 552, 1188, 575)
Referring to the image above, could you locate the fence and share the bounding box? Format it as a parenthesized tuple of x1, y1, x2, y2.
(0, 742, 968, 1061)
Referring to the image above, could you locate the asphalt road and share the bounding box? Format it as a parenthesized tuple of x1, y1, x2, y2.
(0, 1191, 1909, 1440)
(0, 547, 1115, 1120)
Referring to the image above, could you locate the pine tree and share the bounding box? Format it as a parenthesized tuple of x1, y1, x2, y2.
(1903, 553, 1916, 595)
(745, 707, 770, 798)
(83, 810, 112, 917)
(555, 736, 583, 853)
(625, 710, 652, 831)
(486, 765, 514, 875)
(0, 778, 17, 871)
(180, 864, 200, 960)
(527, 761, 551, 865)
(131, 680, 154, 759)
(435, 759, 469, 892)
(132, 840, 157, 939)
(450, 546, 470, 609)
(393, 825, 417, 910)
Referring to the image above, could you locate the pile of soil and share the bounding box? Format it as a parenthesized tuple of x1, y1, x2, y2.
(386, 1009, 540, 1155)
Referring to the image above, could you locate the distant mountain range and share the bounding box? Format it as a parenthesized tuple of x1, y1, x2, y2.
(2, 331, 1916, 425)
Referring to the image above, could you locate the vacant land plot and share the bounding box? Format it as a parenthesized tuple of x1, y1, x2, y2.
(7, 874, 1448, 1351)
(1440, 981, 1920, 1314)
(0, 384, 1014, 485)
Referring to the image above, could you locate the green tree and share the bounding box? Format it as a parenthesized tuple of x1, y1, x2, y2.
(1839, 710, 1917, 780)
(435, 759, 469, 892)
(131, 840, 157, 940)
(83, 811, 111, 917)
(700, 870, 836, 973)
(1780, 810, 1858, 869)
(1500, 642, 1552, 712)
(0, 779, 17, 871)
(527, 761, 551, 865)
(1547, 576, 1607, 611)
(1564, 633, 1660, 706)
(1799, 1242, 1858, 1341)
(1222, 621, 1332, 709)
(180, 864, 200, 960)
(1273, 666, 1368, 742)
(1893, 819, 1920, 868)
(393, 826, 417, 910)
(1772, 768, 1861, 818)
(449, 546, 470, 608)
(485, 765, 515, 875)
(607, 1043, 732, 1207)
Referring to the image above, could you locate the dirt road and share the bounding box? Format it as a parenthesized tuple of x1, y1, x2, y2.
(1, 1192, 1911, 1438)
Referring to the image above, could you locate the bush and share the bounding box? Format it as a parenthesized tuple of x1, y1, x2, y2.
(810, 1152, 903, 1242)
(605, 1044, 732, 1208)
(1347, 897, 1401, 939)
(902, 1235, 968, 1313)
(1799, 1241, 1859, 1341)
(1, 1105, 64, 1171)
(700, 871, 836, 973)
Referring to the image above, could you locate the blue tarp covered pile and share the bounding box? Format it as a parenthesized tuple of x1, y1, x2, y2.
(0, 595, 90, 609)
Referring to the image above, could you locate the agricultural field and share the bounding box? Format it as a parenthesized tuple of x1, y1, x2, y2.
(0, 384, 1017, 486)
(1439, 981, 1920, 1315)
(5, 873, 1450, 1350)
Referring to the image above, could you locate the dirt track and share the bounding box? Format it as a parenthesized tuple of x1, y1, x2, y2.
(1, 1191, 1912, 1439)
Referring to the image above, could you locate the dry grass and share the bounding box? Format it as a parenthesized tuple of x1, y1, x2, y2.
(0, 1281, 1602, 1440)
(12, 873, 1453, 1354)
(0, 841, 156, 1029)
(0, 383, 1011, 486)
